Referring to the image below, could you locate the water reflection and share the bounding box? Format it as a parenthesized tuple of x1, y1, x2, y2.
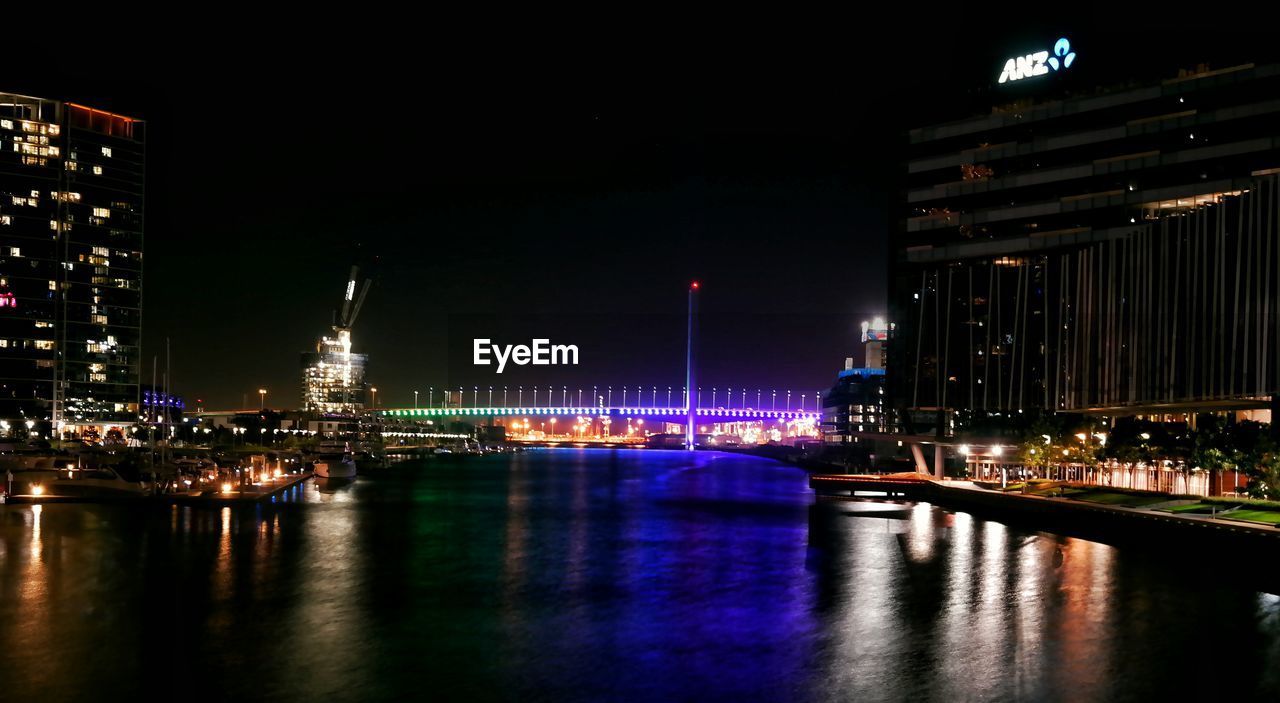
(807, 496, 1280, 701)
(0, 452, 1277, 700)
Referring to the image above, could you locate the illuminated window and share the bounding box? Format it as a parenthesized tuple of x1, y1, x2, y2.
(93, 165, 103, 175)
(91, 314, 108, 325)
(93, 208, 110, 218)
(90, 373, 107, 383)
(34, 340, 54, 350)
(101, 146, 112, 157)
(7, 247, 20, 257)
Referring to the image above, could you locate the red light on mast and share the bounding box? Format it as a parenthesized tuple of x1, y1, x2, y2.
(690, 281, 700, 290)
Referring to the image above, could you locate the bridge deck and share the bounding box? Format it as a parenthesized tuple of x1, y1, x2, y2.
(379, 406, 820, 420)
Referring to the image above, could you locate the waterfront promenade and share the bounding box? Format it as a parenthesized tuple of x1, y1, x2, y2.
(811, 473, 1280, 554)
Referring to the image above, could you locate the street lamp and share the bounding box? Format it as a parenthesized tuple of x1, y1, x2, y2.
(371, 387, 379, 409)
(258, 388, 267, 409)
(414, 390, 419, 409)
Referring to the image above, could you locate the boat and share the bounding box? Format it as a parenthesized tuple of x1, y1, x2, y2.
(311, 440, 357, 479)
(4, 464, 147, 501)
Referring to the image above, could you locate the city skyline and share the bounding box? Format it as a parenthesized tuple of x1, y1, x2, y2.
(5, 17, 1280, 703)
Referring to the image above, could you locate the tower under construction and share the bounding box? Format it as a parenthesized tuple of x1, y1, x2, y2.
(301, 265, 371, 415)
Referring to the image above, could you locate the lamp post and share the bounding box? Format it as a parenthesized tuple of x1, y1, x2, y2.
(414, 390, 419, 410)
(371, 387, 378, 410)
(258, 388, 267, 410)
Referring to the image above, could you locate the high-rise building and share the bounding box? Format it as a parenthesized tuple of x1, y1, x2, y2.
(892, 44, 1280, 421)
(821, 318, 890, 447)
(301, 331, 368, 415)
(300, 266, 372, 416)
(0, 92, 144, 439)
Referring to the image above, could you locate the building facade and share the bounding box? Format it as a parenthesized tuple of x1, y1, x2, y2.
(0, 92, 145, 437)
(301, 331, 368, 415)
(892, 51, 1280, 420)
(822, 318, 889, 445)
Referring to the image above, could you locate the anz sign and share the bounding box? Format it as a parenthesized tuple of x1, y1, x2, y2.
(998, 37, 1077, 84)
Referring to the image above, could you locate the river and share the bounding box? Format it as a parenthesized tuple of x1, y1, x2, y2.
(1, 448, 1277, 701)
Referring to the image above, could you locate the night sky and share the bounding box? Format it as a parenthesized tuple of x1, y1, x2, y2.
(8, 16, 1269, 409)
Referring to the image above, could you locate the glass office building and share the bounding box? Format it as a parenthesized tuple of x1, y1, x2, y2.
(0, 92, 144, 438)
(892, 52, 1280, 419)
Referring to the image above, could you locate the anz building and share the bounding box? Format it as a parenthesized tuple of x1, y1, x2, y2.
(891, 37, 1280, 424)
(0, 92, 144, 439)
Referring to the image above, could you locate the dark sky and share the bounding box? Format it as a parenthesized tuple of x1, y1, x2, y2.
(7, 15, 1271, 409)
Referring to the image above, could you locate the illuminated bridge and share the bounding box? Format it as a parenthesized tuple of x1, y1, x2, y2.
(376, 405, 820, 422)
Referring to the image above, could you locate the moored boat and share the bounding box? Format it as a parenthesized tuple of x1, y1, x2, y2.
(311, 440, 357, 479)
(4, 464, 147, 500)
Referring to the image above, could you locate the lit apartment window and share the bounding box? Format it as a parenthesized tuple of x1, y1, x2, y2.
(0, 216, 9, 225)
(0, 340, 7, 348)
(93, 208, 111, 219)
(91, 314, 108, 325)
(93, 165, 103, 175)
(101, 146, 112, 157)
(0, 119, 11, 129)
(8, 247, 21, 257)
(90, 373, 107, 383)
(34, 340, 54, 350)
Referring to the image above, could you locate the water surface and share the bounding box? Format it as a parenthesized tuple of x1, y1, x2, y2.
(1, 449, 1277, 701)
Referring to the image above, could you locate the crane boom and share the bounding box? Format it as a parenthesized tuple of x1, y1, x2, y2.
(348, 279, 373, 330)
(338, 265, 360, 327)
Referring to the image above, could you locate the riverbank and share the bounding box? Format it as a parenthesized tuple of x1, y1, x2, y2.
(811, 474, 1280, 560)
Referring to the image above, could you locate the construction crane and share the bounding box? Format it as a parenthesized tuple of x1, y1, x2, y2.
(301, 264, 374, 414)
